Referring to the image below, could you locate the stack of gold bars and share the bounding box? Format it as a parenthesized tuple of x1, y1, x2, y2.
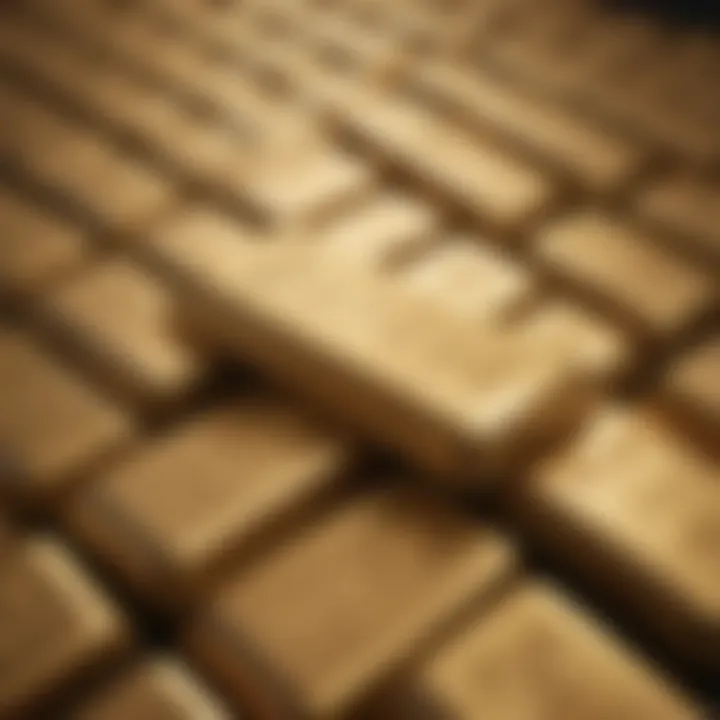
(0, 0, 718, 717)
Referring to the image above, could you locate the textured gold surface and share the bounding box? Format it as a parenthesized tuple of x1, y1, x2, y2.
(0, 0, 717, 716)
